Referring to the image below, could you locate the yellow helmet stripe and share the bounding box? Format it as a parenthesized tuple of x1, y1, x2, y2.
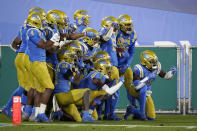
(157, 62, 162, 74)
(80, 42, 88, 54)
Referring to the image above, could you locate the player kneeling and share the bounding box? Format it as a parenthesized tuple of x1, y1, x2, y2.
(124, 50, 177, 120)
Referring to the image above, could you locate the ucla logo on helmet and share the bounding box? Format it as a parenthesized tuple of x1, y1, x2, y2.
(51, 13, 60, 20)
(34, 8, 42, 13)
(143, 54, 151, 59)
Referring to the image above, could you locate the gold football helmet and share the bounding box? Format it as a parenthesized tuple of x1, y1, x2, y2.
(92, 51, 110, 63)
(58, 10, 69, 27)
(117, 14, 134, 34)
(28, 7, 46, 17)
(101, 16, 117, 28)
(94, 59, 111, 75)
(26, 12, 43, 29)
(46, 9, 65, 30)
(57, 46, 75, 63)
(83, 27, 99, 48)
(74, 9, 90, 26)
(140, 50, 158, 70)
(67, 40, 83, 57)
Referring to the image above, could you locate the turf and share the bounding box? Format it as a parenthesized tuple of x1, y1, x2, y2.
(0, 113, 197, 131)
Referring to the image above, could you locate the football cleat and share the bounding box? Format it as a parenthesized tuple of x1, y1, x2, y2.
(109, 113, 122, 121)
(22, 111, 31, 121)
(28, 107, 35, 122)
(124, 105, 133, 120)
(22, 106, 32, 121)
(51, 110, 63, 121)
(82, 111, 97, 122)
(37, 113, 52, 123)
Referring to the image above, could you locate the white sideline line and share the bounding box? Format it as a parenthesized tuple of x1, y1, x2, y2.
(0, 123, 197, 129)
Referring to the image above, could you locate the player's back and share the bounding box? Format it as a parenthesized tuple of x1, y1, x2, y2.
(26, 28, 46, 62)
(54, 61, 72, 94)
(18, 25, 30, 53)
(76, 70, 106, 90)
(44, 26, 58, 66)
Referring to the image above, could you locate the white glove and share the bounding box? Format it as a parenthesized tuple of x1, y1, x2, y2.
(50, 33, 60, 43)
(146, 90, 152, 96)
(58, 41, 65, 48)
(53, 42, 60, 47)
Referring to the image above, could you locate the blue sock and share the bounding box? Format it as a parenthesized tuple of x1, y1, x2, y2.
(96, 102, 103, 118)
(110, 89, 120, 114)
(25, 105, 33, 114)
(104, 98, 111, 117)
(21, 93, 27, 105)
(126, 90, 137, 107)
(138, 86, 147, 118)
(4, 86, 24, 110)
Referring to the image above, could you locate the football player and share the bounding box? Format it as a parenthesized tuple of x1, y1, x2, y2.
(97, 16, 121, 120)
(2, 7, 45, 118)
(124, 50, 177, 120)
(54, 45, 97, 122)
(22, 11, 61, 122)
(75, 59, 125, 120)
(74, 9, 90, 33)
(116, 14, 137, 111)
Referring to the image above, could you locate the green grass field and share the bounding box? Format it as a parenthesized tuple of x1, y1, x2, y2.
(0, 113, 197, 131)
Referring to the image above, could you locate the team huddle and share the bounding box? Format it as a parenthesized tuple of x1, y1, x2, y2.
(2, 7, 177, 122)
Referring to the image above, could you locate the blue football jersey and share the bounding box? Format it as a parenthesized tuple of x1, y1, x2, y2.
(43, 26, 58, 66)
(133, 62, 161, 90)
(75, 70, 107, 90)
(54, 61, 72, 94)
(26, 28, 46, 62)
(99, 27, 118, 67)
(116, 30, 137, 68)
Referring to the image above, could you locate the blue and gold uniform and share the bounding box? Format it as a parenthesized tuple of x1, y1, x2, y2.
(98, 20, 120, 119)
(75, 70, 108, 120)
(74, 9, 89, 33)
(44, 26, 58, 82)
(54, 61, 72, 94)
(15, 25, 32, 91)
(54, 60, 86, 122)
(116, 29, 137, 89)
(76, 70, 107, 90)
(26, 27, 54, 93)
(128, 63, 161, 120)
(116, 14, 137, 91)
(123, 50, 176, 121)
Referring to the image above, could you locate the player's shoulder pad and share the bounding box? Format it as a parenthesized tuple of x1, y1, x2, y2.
(26, 28, 42, 38)
(133, 64, 144, 78)
(44, 26, 54, 34)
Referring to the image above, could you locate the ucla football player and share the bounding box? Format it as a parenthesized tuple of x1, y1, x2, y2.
(97, 16, 121, 120)
(74, 9, 90, 33)
(2, 7, 46, 118)
(116, 14, 138, 110)
(54, 45, 97, 122)
(124, 50, 177, 120)
(22, 11, 61, 122)
(75, 59, 125, 120)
